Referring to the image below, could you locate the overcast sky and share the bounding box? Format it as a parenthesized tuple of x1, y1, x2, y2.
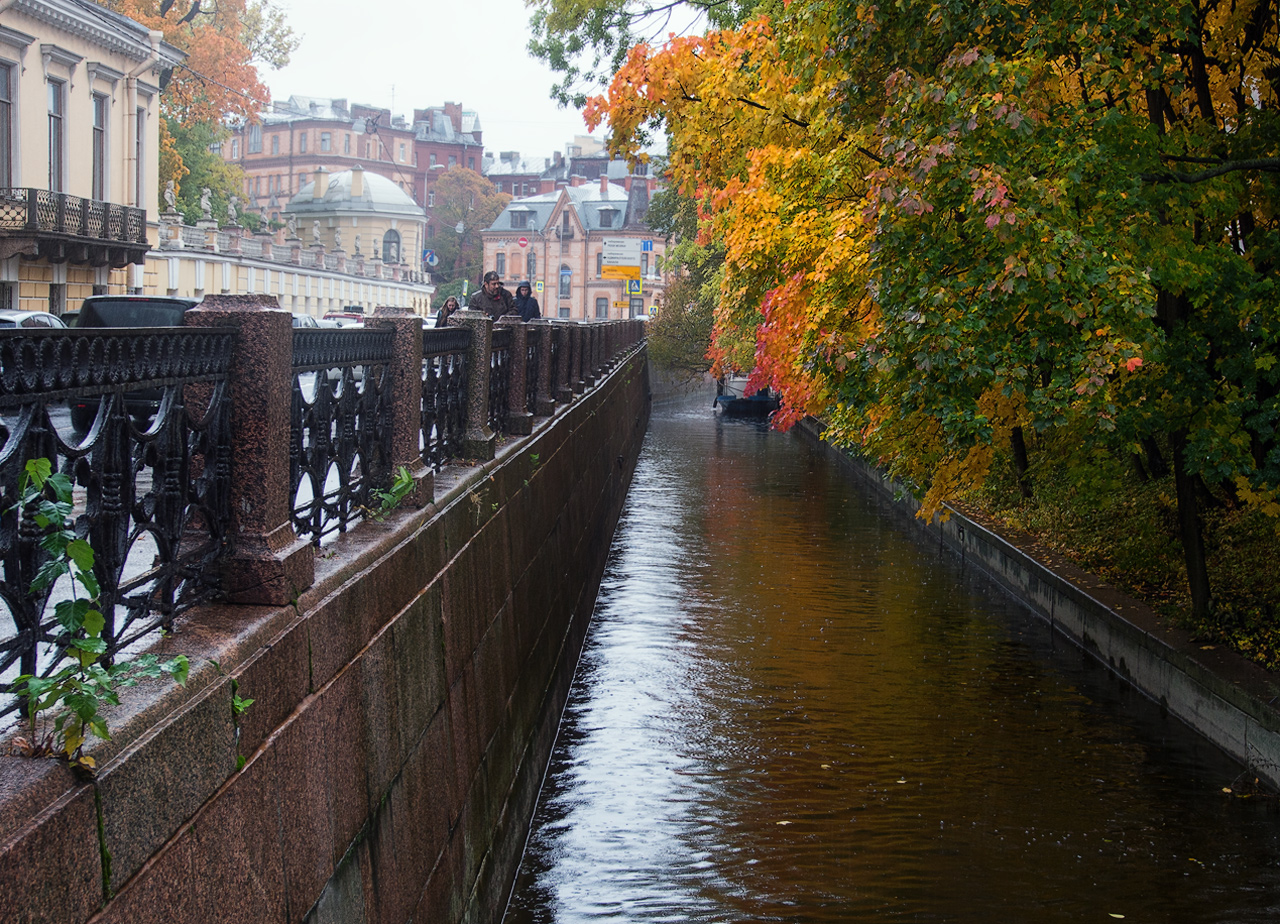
(264, 0, 600, 162)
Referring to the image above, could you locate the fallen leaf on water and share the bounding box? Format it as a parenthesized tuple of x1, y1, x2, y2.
(776, 820, 792, 826)
(1223, 787, 1233, 794)
(821, 764, 832, 769)
(1109, 915, 1125, 919)
(897, 778, 907, 784)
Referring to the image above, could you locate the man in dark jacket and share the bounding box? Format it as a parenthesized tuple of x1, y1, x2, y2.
(513, 281, 541, 322)
(468, 271, 516, 320)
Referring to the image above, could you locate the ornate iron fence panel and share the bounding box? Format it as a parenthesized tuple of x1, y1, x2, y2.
(0, 189, 147, 243)
(421, 328, 469, 469)
(489, 327, 511, 435)
(0, 328, 235, 717)
(290, 328, 394, 545)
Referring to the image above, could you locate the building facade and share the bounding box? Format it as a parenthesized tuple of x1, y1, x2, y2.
(0, 0, 183, 313)
(481, 175, 668, 321)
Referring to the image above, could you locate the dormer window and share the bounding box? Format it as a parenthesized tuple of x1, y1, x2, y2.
(599, 208, 616, 229)
(512, 210, 529, 230)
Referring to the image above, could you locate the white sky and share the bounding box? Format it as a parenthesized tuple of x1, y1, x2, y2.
(264, 0, 598, 162)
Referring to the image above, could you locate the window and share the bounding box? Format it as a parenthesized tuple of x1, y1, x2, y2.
(271, 134, 279, 155)
(430, 153, 437, 167)
(558, 303, 570, 318)
(559, 265, 571, 298)
(496, 253, 505, 277)
(249, 124, 262, 153)
(383, 229, 401, 263)
(599, 208, 614, 229)
(344, 133, 350, 153)
(0, 66, 12, 186)
(447, 154, 457, 167)
(630, 297, 644, 318)
(511, 211, 528, 230)
(399, 143, 406, 161)
(428, 191, 435, 207)
(47, 80, 64, 192)
(495, 181, 503, 193)
(596, 252, 603, 277)
(527, 252, 536, 279)
(299, 132, 308, 153)
(298, 173, 306, 189)
(562, 212, 571, 236)
(595, 297, 608, 318)
(231, 138, 240, 159)
(92, 94, 108, 200)
(642, 253, 649, 277)
(427, 224, 434, 239)
(468, 157, 475, 170)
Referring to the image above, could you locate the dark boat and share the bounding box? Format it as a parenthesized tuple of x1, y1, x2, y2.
(713, 376, 780, 416)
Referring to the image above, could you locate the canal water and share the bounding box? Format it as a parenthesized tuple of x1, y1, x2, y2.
(503, 391, 1280, 923)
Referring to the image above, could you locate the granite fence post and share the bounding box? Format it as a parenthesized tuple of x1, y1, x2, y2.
(530, 320, 555, 416)
(184, 294, 314, 605)
(455, 309, 496, 460)
(368, 307, 434, 506)
(583, 324, 599, 388)
(555, 323, 573, 404)
(571, 324, 586, 395)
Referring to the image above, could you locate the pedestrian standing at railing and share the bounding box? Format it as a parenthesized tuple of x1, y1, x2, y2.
(435, 295, 461, 327)
(468, 271, 517, 320)
(513, 281, 541, 322)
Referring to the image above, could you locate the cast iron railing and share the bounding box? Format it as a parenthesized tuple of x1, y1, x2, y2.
(422, 327, 469, 468)
(489, 327, 511, 435)
(0, 328, 235, 717)
(290, 328, 394, 544)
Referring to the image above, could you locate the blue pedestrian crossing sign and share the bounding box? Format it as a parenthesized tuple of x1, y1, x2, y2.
(626, 278, 642, 295)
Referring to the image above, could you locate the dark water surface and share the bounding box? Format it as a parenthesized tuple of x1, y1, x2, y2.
(504, 392, 1280, 923)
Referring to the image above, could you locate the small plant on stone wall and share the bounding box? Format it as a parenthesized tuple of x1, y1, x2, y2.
(8, 459, 188, 773)
(364, 466, 416, 522)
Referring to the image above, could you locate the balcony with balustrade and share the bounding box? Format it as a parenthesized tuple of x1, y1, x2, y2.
(0, 188, 149, 267)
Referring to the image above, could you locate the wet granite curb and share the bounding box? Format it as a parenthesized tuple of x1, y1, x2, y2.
(796, 417, 1280, 789)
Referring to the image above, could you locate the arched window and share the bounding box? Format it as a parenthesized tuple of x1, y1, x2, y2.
(559, 264, 571, 298)
(382, 229, 401, 264)
(527, 251, 536, 279)
(496, 253, 506, 277)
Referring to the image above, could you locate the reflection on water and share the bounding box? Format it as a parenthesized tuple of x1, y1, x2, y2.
(504, 392, 1280, 924)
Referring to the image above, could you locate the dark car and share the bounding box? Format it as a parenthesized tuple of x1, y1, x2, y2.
(69, 296, 202, 431)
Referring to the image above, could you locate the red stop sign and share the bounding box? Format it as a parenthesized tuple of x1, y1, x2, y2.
(518, 237, 529, 248)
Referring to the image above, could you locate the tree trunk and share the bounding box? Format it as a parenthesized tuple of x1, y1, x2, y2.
(1009, 426, 1033, 499)
(1141, 436, 1168, 478)
(1171, 430, 1212, 620)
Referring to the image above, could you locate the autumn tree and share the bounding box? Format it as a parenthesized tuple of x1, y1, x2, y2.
(99, 0, 297, 211)
(429, 168, 512, 285)
(584, 0, 1280, 620)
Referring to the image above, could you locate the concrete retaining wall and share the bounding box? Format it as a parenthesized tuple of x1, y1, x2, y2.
(797, 418, 1280, 789)
(0, 348, 651, 924)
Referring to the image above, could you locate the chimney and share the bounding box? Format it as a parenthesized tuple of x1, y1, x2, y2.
(444, 102, 463, 132)
(600, 175, 609, 195)
(624, 176, 633, 191)
(312, 167, 328, 199)
(350, 163, 364, 198)
(570, 175, 585, 187)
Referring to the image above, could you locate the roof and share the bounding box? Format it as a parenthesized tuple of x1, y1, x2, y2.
(488, 183, 646, 235)
(285, 168, 425, 218)
(414, 109, 482, 145)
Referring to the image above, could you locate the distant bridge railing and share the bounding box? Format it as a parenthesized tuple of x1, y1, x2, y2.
(0, 304, 645, 716)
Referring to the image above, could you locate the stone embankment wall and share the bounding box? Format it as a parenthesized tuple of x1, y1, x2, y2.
(797, 418, 1280, 790)
(0, 348, 651, 924)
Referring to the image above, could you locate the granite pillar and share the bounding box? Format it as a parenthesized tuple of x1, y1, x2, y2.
(530, 320, 555, 417)
(570, 324, 586, 396)
(554, 324, 573, 404)
(456, 309, 496, 460)
(368, 307, 434, 506)
(185, 294, 314, 605)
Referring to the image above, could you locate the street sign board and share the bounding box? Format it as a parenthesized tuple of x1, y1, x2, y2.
(613, 301, 630, 308)
(517, 237, 528, 248)
(601, 238, 642, 266)
(642, 240, 653, 252)
(534, 280, 544, 294)
(423, 249, 438, 267)
(626, 279, 642, 295)
(601, 265, 641, 281)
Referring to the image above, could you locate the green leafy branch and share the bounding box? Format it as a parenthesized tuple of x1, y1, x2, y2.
(362, 465, 416, 522)
(8, 459, 188, 773)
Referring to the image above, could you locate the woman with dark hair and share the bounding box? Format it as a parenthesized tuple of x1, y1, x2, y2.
(435, 295, 461, 328)
(513, 281, 541, 322)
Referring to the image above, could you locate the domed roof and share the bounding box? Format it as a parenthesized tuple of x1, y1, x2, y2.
(286, 167, 425, 218)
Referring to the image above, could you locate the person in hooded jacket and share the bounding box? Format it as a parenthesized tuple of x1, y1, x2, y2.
(513, 281, 541, 322)
(434, 295, 461, 328)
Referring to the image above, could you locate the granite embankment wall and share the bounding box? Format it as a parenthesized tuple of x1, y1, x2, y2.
(797, 418, 1280, 790)
(1, 348, 651, 924)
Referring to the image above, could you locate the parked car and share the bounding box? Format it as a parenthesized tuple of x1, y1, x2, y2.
(0, 310, 67, 328)
(68, 296, 202, 432)
(292, 313, 320, 328)
(60, 310, 80, 327)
